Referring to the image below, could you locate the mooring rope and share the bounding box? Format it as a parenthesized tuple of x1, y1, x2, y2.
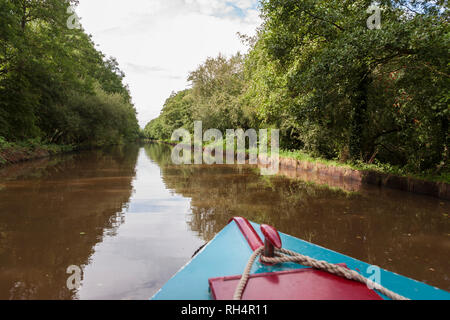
(233, 246, 409, 300)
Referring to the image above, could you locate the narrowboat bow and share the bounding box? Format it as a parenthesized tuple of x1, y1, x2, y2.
(152, 217, 450, 300)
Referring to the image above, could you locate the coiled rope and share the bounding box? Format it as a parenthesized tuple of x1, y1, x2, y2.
(233, 246, 409, 300)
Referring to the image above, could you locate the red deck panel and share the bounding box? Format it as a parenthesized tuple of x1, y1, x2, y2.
(209, 267, 383, 300)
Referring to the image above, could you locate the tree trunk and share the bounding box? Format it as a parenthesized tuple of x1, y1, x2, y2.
(349, 72, 370, 161)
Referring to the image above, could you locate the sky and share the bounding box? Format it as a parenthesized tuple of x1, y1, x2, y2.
(76, 0, 262, 128)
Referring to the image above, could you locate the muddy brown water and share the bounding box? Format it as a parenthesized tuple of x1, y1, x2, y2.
(0, 143, 449, 299)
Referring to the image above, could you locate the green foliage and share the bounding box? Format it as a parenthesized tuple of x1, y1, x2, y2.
(188, 53, 252, 131)
(249, 0, 449, 173)
(0, 0, 139, 147)
(144, 89, 194, 140)
(145, 0, 448, 179)
(144, 53, 255, 140)
(0, 136, 12, 149)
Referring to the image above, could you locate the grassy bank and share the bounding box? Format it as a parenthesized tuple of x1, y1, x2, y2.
(150, 139, 449, 184)
(279, 150, 449, 184)
(0, 137, 76, 167)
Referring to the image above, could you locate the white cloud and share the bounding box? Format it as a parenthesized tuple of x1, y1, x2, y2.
(234, 0, 257, 10)
(77, 0, 261, 127)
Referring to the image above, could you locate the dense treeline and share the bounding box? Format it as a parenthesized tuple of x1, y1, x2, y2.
(0, 0, 139, 147)
(145, 0, 449, 177)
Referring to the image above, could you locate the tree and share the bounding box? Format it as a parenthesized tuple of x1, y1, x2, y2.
(145, 0, 449, 176)
(246, 0, 448, 170)
(0, 0, 139, 146)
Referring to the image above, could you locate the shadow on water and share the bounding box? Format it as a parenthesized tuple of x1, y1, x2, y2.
(0, 145, 139, 299)
(144, 143, 450, 291)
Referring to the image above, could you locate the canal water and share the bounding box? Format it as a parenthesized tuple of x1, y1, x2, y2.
(0, 143, 449, 299)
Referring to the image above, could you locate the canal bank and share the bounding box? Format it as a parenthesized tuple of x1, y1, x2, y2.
(0, 140, 137, 168)
(153, 140, 450, 200)
(0, 144, 76, 167)
(276, 157, 450, 200)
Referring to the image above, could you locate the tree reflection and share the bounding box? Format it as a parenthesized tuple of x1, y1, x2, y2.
(144, 142, 450, 291)
(0, 145, 139, 299)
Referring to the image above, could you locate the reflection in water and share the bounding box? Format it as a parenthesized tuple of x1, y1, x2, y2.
(0, 146, 139, 299)
(0, 143, 449, 300)
(146, 143, 450, 291)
